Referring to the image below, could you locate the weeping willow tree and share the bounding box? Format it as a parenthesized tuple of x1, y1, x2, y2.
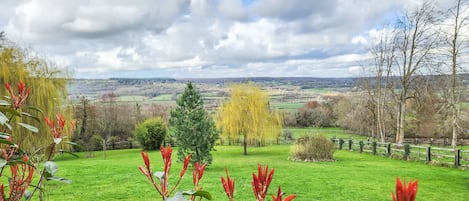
(216, 83, 282, 155)
(0, 41, 73, 152)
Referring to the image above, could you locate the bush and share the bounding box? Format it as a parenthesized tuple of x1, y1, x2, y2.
(134, 117, 167, 150)
(290, 134, 336, 162)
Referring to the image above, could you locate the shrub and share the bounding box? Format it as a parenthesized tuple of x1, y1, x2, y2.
(134, 117, 167, 150)
(290, 134, 336, 162)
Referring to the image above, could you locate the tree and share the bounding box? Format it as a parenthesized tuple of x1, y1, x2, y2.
(216, 83, 282, 155)
(392, 2, 439, 144)
(445, 0, 468, 147)
(170, 82, 219, 165)
(134, 117, 167, 150)
(0, 37, 73, 152)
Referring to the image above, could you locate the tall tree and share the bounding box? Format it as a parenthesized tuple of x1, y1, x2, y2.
(393, 2, 439, 144)
(170, 82, 219, 165)
(446, 0, 468, 148)
(216, 83, 282, 155)
(367, 29, 396, 142)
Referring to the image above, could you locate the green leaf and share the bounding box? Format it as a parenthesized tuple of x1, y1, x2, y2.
(153, 171, 164, 181)
(23, 190, 32, 200)
(0, 100, 10, 106)
(0, 139, 15, 146)
(0, 159, 7, 168)
(0, 131, 10, 139)
(182, 190, 212, 200)
(17, 123, 39, 133)
(21, 112, 41, 123)
(62, 151, 79, 158)
(45, 161, 59, 176)
(65, 141, 85, 149)
(166, 192, 187, 201)
(47, 176, 72, 184)
(0, 112, 8, 125)
(0, 107, 20, 117)
(25, 106, 44, 115)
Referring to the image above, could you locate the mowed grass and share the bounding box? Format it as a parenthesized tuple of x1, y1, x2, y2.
(44, 145, 468, 201)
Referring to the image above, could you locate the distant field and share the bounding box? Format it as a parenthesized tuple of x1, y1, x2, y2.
(117, 95, 147, 102)
(272, 102, 304, 111)
(151, 94, 173, 101)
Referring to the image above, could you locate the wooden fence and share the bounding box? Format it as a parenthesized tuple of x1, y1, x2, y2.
(332, 138, 469, 168)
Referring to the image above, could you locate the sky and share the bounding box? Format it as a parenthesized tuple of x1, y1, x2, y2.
(0, 0, 462, 78)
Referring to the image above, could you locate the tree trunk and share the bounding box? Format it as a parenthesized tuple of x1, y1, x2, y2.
(396, 99, 406, 144)
(243, 134, 247, 155)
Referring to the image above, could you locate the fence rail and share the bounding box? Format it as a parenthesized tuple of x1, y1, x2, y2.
(332, 138, 468, 168)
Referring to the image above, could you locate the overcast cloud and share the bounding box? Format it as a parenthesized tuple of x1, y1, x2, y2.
(0, 0, 463, 78)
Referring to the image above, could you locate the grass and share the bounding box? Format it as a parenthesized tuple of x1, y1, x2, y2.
(286, 127, 368, 140)
(43, 145, 468, 201)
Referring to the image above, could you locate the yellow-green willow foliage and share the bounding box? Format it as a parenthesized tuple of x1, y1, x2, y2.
(216, 83, 282, 155)
(0, 46, 73, 152)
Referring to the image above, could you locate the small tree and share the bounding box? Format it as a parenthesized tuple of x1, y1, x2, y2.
(170, 82, 219, 165)
(134, 117, 167, 150)
(216, 83, 282, 155)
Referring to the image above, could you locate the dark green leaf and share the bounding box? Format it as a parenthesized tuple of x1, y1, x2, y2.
(17, 123, 39, 133)
(25, 106, 44, 115)
(47, 176, 72, 184)
(0, 100, 10, 106)
(0, 107, 20, 117)
(0, 139, 15, 146)
(45, 161, 59, 176)
(65, 141, 84, 149)
(21, 112, 41, 123)
(62, 151, 79, 158)
(4, 123, 11, 131)
(182, 190, 212, 200)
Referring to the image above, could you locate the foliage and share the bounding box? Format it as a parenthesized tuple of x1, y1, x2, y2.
(216, 83, 282, 155)
(290, 134, 336, 162)
(170, 82, 219, 165)
(0, 43, 73, 152)
(138, 146, 211, 201)
(221, 164, 296, 201)
(134, 117, 167, 150)
(391, 177, 418, 201)
(0, 81, 75, 201)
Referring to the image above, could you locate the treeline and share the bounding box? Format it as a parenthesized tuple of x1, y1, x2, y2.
(72, 94, 171, 151)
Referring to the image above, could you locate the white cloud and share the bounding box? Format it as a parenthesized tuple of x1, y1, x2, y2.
(1, 0, 465, 78)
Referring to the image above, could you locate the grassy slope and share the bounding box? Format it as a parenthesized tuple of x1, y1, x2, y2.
(46, 145, 468, 201)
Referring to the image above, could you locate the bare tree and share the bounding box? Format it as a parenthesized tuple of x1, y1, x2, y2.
(446, 0, 468, 148)
(368, 29, 396, 142)
(393, 2, 440, 144)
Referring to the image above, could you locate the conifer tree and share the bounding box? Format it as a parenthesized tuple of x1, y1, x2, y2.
(170, 82, 219, 165)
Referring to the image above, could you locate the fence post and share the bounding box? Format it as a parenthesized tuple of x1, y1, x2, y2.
(339, 139, 344, 150)
(359, 141, 364, 153)
(372, 141, 377, 155)
(454, 149, 461, 167)
(404, 144, 410, 160)
(426, 146, 432, 162)
(387, 143, 391, 156)
(348, 139, 353, 150)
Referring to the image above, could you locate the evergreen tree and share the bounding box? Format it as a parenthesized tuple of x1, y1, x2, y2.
(170, 82, 219, 165)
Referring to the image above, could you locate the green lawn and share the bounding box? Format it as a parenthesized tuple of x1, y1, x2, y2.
(43, 145, 468, 201)
(286, 127, 368, 140)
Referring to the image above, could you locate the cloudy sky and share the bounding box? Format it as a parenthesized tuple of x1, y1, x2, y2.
(0, 0, 460, 78)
